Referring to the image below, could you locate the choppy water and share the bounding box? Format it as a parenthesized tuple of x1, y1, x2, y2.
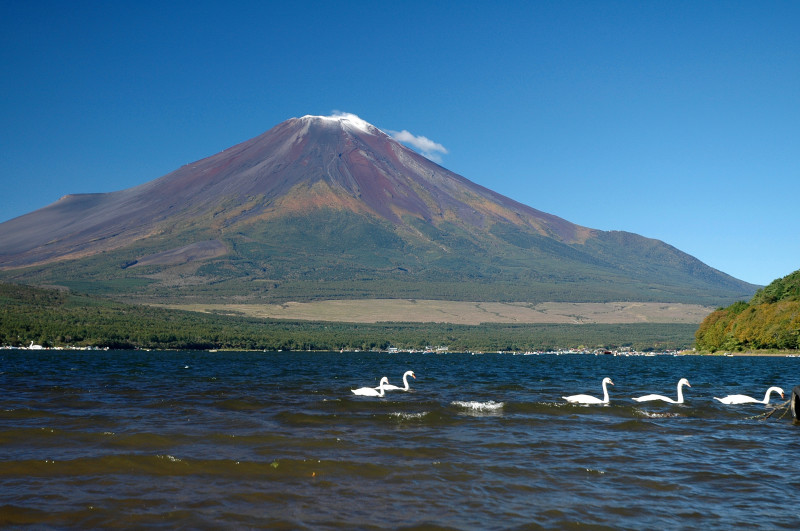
(1, 350, 798, 529)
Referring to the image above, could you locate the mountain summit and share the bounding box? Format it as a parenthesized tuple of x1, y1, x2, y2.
(0, 113, 756, 305)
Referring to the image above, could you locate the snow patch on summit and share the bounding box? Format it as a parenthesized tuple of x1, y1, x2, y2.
(301, 112, 377, 135)
(299, 112, 448, 163)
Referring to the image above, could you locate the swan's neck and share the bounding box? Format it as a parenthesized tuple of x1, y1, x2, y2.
(762, 388, 779, 403)
(402, 373, 409, 390)
(676, 383, 685, 403)
(602, 381, 610, 402)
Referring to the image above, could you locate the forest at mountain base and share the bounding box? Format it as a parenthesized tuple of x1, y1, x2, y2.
(695, 270, 800, 351)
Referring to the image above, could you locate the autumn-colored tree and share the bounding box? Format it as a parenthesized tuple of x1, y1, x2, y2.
(696, 270, 800, 351)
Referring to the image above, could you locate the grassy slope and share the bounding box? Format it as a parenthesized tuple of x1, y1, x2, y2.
(0, 210, 757, 306)
(162, 300, 714, 325)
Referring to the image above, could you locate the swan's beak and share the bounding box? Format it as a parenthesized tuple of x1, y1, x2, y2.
(411, 373, 416, 379)
(609, 381, 614, 386)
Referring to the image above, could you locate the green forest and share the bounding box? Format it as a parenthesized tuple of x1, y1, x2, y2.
(695, 269, 800, 351)
(1, 282, 695, 352)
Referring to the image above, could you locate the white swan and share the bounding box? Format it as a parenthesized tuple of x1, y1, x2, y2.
(563, 377, 614, 404)
(714, 386, 784, 405)
(383, 370, 416, 391)
(633, 378, 691, 404)
(351, 376, 390, 397)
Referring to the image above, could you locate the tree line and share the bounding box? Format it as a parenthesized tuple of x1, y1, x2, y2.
(1, 282, 696, 352)
(695, 270, 800, 351)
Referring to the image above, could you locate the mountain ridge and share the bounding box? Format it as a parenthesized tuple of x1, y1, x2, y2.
(0, 113, 758, 306)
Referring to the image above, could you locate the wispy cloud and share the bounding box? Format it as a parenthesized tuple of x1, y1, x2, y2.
(388, 129, 448, 163)
(326, 111, 448, 163)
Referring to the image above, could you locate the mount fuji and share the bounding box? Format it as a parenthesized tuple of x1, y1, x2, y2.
(0, 113, 756, 305)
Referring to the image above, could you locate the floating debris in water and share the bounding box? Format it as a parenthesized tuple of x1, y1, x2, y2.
(746, 398, 793, 422)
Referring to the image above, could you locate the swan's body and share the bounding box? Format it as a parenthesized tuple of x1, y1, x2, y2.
(352, 377, 390, 397)
(714, 386, 784, 405)
(383, 370, 416, 391)
(633, 378, 691, 404)
(563, 377, 614, 404)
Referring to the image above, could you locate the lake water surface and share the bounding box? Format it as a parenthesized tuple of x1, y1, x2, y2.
(1, 350, 798, 529)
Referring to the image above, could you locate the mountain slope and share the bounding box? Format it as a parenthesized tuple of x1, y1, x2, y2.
(0, 113, 757, 305)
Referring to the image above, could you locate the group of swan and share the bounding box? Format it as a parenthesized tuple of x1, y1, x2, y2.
(352, 371, 785, 405)
(563, 377, 784, 406)
(351, 370, 415, 397)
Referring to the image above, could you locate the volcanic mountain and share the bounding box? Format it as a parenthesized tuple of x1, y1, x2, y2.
(0, 113, 756, 305)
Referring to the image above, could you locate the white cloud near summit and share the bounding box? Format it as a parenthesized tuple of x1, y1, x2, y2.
(326, 111, 448, 163)
(388, 129, 448, 163)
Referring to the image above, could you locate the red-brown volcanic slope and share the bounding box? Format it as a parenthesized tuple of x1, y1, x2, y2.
(0, 115, 589, 269)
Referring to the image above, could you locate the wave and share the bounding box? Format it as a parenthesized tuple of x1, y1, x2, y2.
(634, 409, 686, 419)
(450, 400, 505, 416)
(389, 411, 429, 420)
(451, 400, 504, 410)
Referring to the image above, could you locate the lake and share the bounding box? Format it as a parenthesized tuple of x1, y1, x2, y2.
(1, 350, 798, 529)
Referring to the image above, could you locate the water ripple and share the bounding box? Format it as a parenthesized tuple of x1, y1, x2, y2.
(1, 350, 798, 529)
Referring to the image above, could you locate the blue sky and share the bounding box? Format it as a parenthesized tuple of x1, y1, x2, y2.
(1, 1, 798, 286)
